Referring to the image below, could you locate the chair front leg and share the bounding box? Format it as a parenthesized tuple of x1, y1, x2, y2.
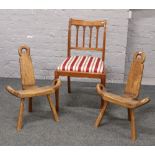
(100, 76, 106, 109)
(95, 101, 108, 127)
(129, 109, 137, 141)
(55, 87, 59, 113)
(54, 71, 60, 112)
(101, 75, 106, 86)
(28, 97, 32, 112)
(67, 76, 71, 93)
(47, 95, 59, 122)
(17, 98, 25, 131)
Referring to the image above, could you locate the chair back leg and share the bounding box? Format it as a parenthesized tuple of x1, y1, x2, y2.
(67, 76, 71, 93)
(17, 98, 24, 131)
(28, 97, 32, 112)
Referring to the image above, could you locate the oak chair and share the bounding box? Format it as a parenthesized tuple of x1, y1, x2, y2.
(95, 51, 150, 141)
(6, 45, 61, 131)
(55, 18, 107, 112)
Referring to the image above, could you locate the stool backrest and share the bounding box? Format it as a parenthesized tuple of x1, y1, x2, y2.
(124, 51, 145, 98)
(18, 45, 36, 89)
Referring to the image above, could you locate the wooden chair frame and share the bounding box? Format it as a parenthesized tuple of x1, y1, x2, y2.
(55, 18, 107, 111)
(6, 45, 61, 131)
(94, 51, 150, 141)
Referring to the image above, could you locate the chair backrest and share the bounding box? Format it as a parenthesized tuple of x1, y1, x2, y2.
(18, 45, 36, 89)
(124, 51, 145, 98)
(67, 18, 107, 60)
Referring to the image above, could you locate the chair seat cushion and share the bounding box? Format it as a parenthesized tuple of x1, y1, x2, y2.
(57, 56, 105, 73)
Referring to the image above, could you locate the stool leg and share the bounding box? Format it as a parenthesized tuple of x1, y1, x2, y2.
(95, 101, 108, 127)
(17, 98, 24, 131)
(129, 109, 137, 141)
(47, 95, 59, 122)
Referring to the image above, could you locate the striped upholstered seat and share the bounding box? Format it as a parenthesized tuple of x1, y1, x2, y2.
(57, 56, 105, 73)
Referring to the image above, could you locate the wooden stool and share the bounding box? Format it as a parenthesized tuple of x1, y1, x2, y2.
(95, 51, 150, 141)
(6, 45, 61, 131)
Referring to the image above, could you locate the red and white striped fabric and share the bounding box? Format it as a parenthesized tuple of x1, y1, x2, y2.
(57, 56, 105, 73)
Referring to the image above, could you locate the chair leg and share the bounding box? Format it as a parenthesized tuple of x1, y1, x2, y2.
(100, 76, 106, 109)
(67, 76, 71, 93)
(47, 95, 59, 122)
(55, 86, 59, 113)
(54, 71, 60, 112)
(95, 101, 108, 128)
(128, 108, 131, 121)
(129, 109, 137, 141)
(101, 74, 106, 86)
(17, 98, 24, 131)
(28, 97, 32, 112)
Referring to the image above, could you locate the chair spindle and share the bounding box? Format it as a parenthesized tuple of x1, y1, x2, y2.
(76, 26, 79, 47)
(96, 27, 99, 48)
(83, 26, 86, 47)
(89, 26, 93, 48)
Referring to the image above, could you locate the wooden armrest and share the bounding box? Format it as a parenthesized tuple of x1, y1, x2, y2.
(6, 79, 61, 98)
(52, 79, 61, 90)
(6, 85, 22, 98)
(96, 83, 107, 96)
(96, 83, 150, 108)
(137, 97, 150, 108)
(6, 85, 55, 98)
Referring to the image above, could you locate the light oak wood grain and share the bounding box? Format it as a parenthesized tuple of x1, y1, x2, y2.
(47, 95, 59, 122)
(95, 51, 150, 141)
(6, 45, 61, 131)
(16, 98, 24, 131)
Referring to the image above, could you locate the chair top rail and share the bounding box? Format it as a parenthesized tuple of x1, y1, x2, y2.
(70, 18, 106, 27)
